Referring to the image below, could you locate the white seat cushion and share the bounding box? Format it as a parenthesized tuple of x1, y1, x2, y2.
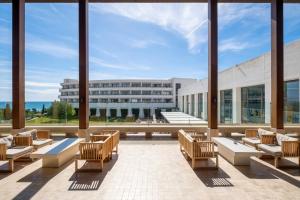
(0, 135, 13, 148)
(242, 137, 261, 145)
(17, 129, 37, 140)
(6, 146, 33, 159)
(276, 133, 298, 146)
(32, 139, 53, 149)
(258, 144, 282, 157)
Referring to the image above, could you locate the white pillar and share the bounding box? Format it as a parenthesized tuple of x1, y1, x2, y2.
(203, 92, 208, 120)
(195, 94, 199, 118)
(184, 96, 187, 114)
(265, 82, 271, 124)
(117, 108, 121, 117)
(218, 91, 221, 123)
(96, 108, 100, 117)
(150, 108, 155, 117)
(127, 108, 132, 117)
(188, 95, 192, 115)
(232, 87, 241, 124)
(139, 108, 144, 119)
(106, 108, 111, 118)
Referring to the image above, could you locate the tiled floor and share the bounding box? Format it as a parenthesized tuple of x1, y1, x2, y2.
(0, 138, 299, 200)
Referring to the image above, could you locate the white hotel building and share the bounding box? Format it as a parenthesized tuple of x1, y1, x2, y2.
(178, 40, 300, 124)
(59, 78, 197, 119)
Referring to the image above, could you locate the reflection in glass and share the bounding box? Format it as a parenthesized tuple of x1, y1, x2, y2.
(241, 85, 265, 123)
(284, 80, 299, 123)
(220, 89, 232, 124)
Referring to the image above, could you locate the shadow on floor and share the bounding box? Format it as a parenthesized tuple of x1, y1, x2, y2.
(180, 151, 233, 188)
(12, 159, 74, 200)
(68, 154, 118, 191)
(236, 157, 300, 188)
(193, 167, 233, 187)
(0, 159, 35, 181)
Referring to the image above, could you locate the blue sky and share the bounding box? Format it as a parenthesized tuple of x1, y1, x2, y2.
(0, 3, 300, 101)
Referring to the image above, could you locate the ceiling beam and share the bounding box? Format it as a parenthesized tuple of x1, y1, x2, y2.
(1, 0, 300, 3)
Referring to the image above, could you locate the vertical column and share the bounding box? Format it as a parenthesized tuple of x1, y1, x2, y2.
(271, 0, 284, 132)
(95, 108, 100, 117)
(139, 108, 144, 119)
(106, 108, 111, 118)
(127, 108, 133, 117)
(203, 92, 208, 120)
(117, 108, 121, 118)
(188, 95, 192, 115)
(195, 94, 199, 117)
(232, 87, 241, 124)
(12, 0, 25, 132)
(79, 0, 89, 133)
(207, 0, 218, 139)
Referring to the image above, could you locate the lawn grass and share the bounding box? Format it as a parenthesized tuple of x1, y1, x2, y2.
(25, 116, 138, 126)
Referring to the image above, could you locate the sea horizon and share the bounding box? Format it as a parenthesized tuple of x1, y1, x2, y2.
(0, 101, 53, 111)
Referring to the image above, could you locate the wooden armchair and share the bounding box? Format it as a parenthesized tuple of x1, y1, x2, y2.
(258, 134, 299, 167)
(75, 135, 112, 171)
(178, 129, 218, 169)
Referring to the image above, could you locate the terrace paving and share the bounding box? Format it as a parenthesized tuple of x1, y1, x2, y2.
(0, 136, 299, 200)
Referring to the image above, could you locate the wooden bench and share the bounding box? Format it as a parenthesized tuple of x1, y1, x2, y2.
(30, 138, 84, 168)
(178, 129, 218, 169)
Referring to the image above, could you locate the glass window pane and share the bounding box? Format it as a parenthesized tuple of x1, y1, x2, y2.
(241, 85, 265, 124)
(0, 3, 12, 126)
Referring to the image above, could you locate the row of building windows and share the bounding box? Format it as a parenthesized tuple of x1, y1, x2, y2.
(61, 90, 173, 96)
(62, 82, 172, 89)
(183, 80, 300, 124)
(63, 98, 173, 104)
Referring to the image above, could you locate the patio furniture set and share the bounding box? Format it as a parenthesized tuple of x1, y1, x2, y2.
(178, 128, 300, 168)
(0, 127, 299, 172)
(0, 129, 120, 172)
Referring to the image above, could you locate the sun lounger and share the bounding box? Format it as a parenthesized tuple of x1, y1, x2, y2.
(17, 129, 53, 150)
(258, 133, 300, 168)
(0, 135, 33, 172)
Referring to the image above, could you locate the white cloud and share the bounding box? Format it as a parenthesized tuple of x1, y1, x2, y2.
(0, 27, 11, 45)
(90, 56, 151, 71)
(26, 36, 77, 59)
(129, 38, 167, 49)
(219, 38, 252, 52)
(91, 4, 208, 51)
(91, 3, 270, 53)
(25, 88, 59, 101)
(26, 81, 59, 88)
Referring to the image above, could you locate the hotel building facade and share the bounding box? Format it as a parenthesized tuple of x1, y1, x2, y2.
(59, 78, 197, 119)
(178, 40, 300, 124)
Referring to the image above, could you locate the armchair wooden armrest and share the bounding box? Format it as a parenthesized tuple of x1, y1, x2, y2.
(0, 143, 7, 160)
(13, 135, 32, 146)
(91, 135, 110, 142)
(281, 141, 300, 157)
(37, 130, 51, 139)
(245, 129, 258, 138)
(260, 134, 276, 144)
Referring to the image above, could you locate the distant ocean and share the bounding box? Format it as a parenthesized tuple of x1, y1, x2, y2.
(0, 102, 52, 111)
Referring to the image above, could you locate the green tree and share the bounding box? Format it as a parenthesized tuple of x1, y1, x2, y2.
(41, 104, 46, 114)
(3, 103, 11, 120)
(47, 101, 75, 120)
(0, 109, 4, 121)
